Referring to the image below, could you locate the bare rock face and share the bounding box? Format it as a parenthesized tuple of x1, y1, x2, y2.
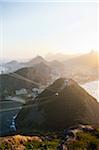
(16, 78, 99, 133)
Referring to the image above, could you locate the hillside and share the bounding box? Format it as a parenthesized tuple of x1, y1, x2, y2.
(16, 78, 99, 133)
(0, 62, 51, 96)
(0, 73, 37, 99)
(15, 62, 51, 84)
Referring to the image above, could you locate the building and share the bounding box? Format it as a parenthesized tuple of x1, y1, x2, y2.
(16, 88, 27, 95)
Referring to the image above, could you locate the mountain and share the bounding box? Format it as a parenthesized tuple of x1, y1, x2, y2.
(23, 56, 48, 67)
(0, 62, 51, 95)
(64, 50, 99, 68)
(6, 60, 19, 66)
(16, 78, 99, 133)
(16, 62, 51, 84)
(45, 53, 80, 62)
(64, 50, 99, 83)
(2, 60, 24, 73)
(65, 50, 99, 66)
(0, 56, 48, 74)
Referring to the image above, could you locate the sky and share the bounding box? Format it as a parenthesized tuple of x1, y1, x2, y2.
(0, 0, 99, 60)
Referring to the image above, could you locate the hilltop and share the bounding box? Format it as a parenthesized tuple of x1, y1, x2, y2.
(16, 78, 99, 133)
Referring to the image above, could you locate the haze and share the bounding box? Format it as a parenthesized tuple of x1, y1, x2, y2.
(0, 1, 99, 60)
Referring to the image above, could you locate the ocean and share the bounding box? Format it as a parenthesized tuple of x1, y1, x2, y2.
(81, 80, 99, 102)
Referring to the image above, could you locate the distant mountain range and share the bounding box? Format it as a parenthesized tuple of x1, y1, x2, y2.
(45, 52, 80, 61)
(1, 56, 48, 73)
(0, 60, 24, 73)
(16, 78, 99, 133)
(1, 50, 99, 75)
(63, 50, 99, 83)
(64, 50, 99, 68)
(0, 50, 99, 95)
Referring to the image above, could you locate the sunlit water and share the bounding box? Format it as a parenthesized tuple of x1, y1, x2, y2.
(81, 80, 99, 102)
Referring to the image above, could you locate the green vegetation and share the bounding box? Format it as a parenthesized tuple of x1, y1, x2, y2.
(67, 132, 99, 150)
(0, 142, 12, 150)
(0, 129, 99, 150)
(24, 139, 59, 150)
(0, 139, 59, 150)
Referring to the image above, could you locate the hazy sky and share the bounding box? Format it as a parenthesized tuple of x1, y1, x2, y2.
(0, 0, 99, 60)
